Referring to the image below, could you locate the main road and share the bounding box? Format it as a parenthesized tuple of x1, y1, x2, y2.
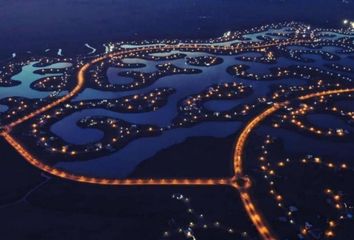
(1, 36, 352, 240)
(232, 88, 354, 240)
(3, 37, 313, 130)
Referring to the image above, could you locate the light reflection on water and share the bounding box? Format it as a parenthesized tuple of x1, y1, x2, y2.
(55, 121, 242, 178)
(0, 61, 72, 100)
(1, 27, 353, 177)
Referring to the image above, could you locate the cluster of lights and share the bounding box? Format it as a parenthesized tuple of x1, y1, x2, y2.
(162, 194, 245, 239)
(142, 52, 187, 61)
(25, 82, 253, 158)
(1, 22, 354, 240)
(175, 82, 253, 126)
(343, 19, 354, 29)
(256, 135, 353, 239)
(27, 88, 177, 156)
(325, 63, 353, 73)
(32, 74, 70, 91)
(229, 59, 352, 83)
(0, 60, 31, 86)
(255, 136, 299, 229)
(236, 49, 277, 64)
(90, 58, 201, 91)
(280, 104, 349, 137)
(186, 56, 223, 67)
(272, 90, 353, 137)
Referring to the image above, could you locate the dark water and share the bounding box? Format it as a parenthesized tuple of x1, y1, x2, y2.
(0, 0, 353, 59)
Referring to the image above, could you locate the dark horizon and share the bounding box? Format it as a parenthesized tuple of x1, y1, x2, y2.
(1, 0, 354, 58)
(0, 1, 354, 240)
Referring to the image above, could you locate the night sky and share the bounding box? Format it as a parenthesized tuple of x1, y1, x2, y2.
(0, 0, 353, 57)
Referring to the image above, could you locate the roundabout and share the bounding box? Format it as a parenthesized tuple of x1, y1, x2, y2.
(1, 23, 353, 239)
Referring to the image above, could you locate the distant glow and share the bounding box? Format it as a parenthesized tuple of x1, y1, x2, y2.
(223, 31, 231, 37)
(343, 19, 354, 29)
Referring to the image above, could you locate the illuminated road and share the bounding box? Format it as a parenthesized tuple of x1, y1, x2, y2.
(232, 88, 354, 240)
(232, 104, 283, 240)
(233, 103, 284, 176)
(3, 130, 232, 186)
(3, 38, 314, 130)
(2, 88, 353, 239)
(0, 36, 352, 240)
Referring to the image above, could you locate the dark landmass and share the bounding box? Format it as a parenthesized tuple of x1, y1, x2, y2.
(130, 135, 236, 178)
(0, 136, 258, 239)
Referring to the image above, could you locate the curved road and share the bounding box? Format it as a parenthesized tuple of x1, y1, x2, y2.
(1, 37, 352, 240)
